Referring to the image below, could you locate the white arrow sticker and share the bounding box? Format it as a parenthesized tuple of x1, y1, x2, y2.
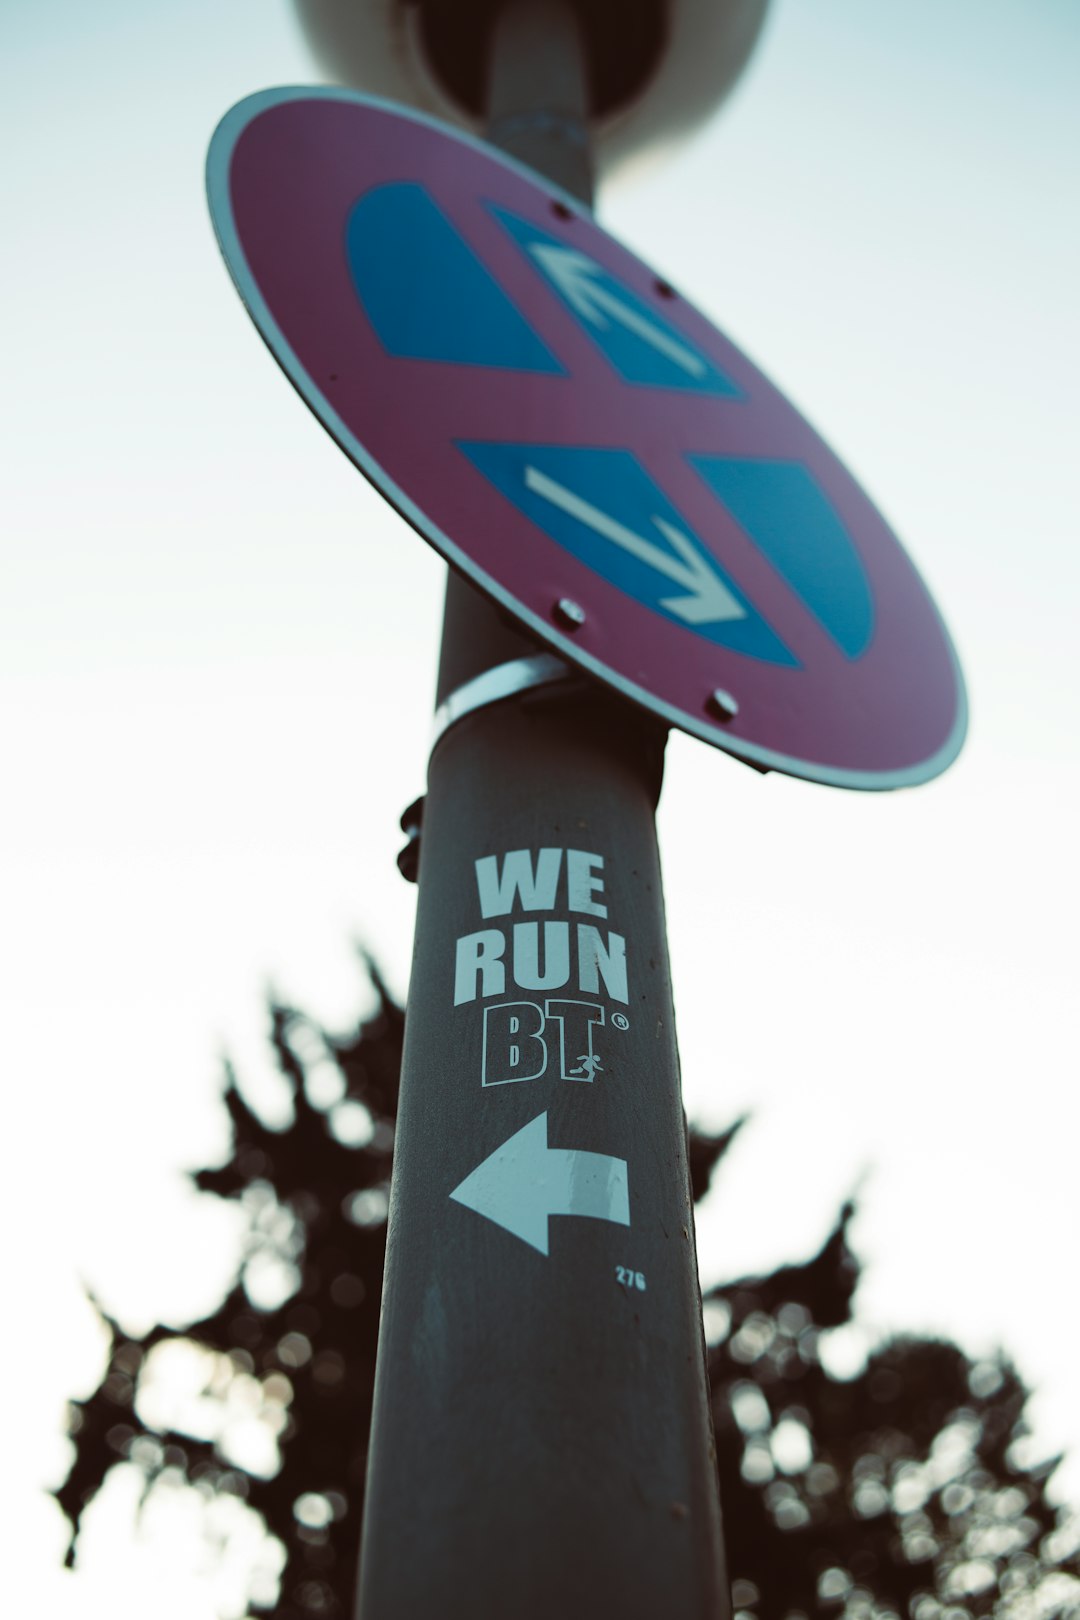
(524, 466, 747, 627)
(529, 243, 708, 379)
(449, 1111, 630, 1255)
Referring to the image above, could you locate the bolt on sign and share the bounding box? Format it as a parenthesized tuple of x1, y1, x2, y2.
(207, 88, 967, 791)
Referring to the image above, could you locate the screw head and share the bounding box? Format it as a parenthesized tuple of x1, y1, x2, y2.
(707, 688, 739, 723)
(553, 597, 586, 630)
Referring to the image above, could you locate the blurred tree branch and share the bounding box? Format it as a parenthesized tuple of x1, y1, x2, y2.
(55, 959, 1080, 1619)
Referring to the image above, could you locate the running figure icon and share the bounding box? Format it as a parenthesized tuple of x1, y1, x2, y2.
(569, 1053, 604, 1082)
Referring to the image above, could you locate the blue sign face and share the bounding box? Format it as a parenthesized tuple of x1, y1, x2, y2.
(209, 89, 966, 787)
(348, 186, 564, 373)
(350, 186, 875, 666)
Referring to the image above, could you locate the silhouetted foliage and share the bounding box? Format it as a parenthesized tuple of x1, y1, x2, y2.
(56, 961, 1080, 1619)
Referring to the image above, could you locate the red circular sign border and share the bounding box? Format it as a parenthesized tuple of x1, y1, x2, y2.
(207, 87, 967, 791)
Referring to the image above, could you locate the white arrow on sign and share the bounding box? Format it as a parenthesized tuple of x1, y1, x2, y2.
(524, 466, 747, 627)
(530, 243, 708, 380)
(449, 1111, 629, 1255)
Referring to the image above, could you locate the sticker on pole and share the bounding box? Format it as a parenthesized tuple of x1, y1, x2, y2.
(207, 88, 966, 789)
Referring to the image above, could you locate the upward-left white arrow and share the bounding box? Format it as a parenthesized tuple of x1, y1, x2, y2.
(529, 243, 708, 380)
(449, 1112, 629, 1255)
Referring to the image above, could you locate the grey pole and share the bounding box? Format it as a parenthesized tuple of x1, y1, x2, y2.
(356, 5, 731, 1615)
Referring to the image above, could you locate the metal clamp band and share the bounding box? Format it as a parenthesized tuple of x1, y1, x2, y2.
(431, 653, 576, 748)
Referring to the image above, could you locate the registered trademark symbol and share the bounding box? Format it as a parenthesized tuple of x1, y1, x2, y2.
(612, 1013, 630, 1032)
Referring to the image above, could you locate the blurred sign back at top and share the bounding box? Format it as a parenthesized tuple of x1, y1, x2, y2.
(291, 0, 770, 178)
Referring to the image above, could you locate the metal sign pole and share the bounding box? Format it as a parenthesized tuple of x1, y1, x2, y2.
(208, 0, 964, 1607)
(355, 4, 730, 1616)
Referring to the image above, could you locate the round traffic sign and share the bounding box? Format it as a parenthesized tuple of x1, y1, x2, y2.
(207, 88, 966, 789)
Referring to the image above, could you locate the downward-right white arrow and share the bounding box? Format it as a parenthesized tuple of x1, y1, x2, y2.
(524, 466, 746, 627)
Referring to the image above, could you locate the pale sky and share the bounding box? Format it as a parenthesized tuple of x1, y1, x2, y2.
(3, 1, 1078, 1615)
